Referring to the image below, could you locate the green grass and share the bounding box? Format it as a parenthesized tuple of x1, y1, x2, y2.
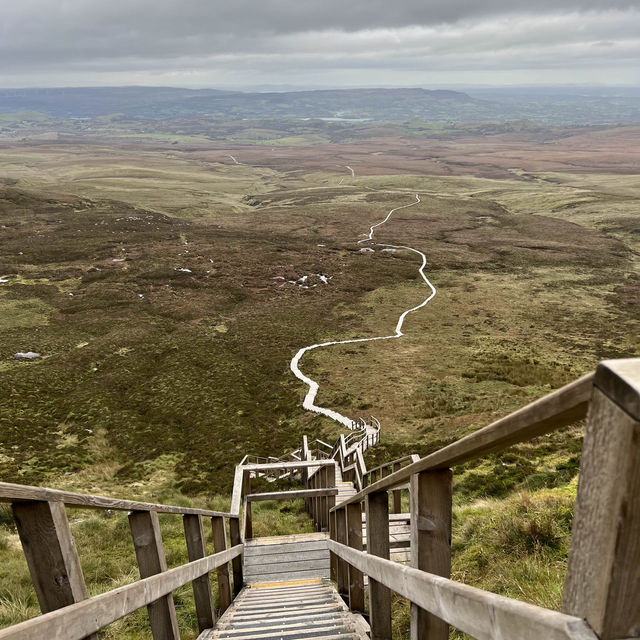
(0, 136, 638, 637)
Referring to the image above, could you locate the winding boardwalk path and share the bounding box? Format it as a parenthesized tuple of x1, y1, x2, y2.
(290, 189, 437, 428)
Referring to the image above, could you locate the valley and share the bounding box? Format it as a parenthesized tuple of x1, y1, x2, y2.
(0, 120, 638, 637)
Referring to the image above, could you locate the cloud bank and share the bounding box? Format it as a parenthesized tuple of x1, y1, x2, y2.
(1, 1, 639, 87)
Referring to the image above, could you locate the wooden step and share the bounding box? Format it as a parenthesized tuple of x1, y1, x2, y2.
(198, 581, 369, 640)
(244, 533, 331, 584)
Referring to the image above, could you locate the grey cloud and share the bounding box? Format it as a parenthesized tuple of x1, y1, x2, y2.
(1, 0, 639, 86)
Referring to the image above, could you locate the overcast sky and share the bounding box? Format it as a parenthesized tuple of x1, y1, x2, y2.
(1, 0, 639, 88)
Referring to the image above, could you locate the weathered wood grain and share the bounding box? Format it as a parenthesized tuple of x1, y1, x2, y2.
(211, 516, 232, 614)
(346, 501, 365, 613)
(228, 517, 244, 596)
(338, 372, 594, 507)
(2, 482, 232, 517)
(183, 515, 215, 632)
(366, 490, 391, 640)
(564, 361, 640, 639)
(11, 500, 98, 640)
(410, 470, 452, 640)
(0, 545, 242, 640)
(129, 510, 180, 640)
(336, 507, 348, 597)
(327, 541, 598, 640)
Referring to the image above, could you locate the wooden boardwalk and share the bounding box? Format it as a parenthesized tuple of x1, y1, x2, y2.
(244, 533, 331, 584)
(198, 580, 369, 640)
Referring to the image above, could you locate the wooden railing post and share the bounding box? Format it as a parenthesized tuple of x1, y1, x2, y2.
(329, 509, 338, 583)
(211, 516, 232, 614)
(563, 359, 640, 640)
(366, 490, 391, 640)
(409, 469, 453, 640)
(392, 462, 402, 513)
(228, 516, 243, 596)
(312, 472, 319, 530)
(336, 507, 348, 598)
(183, 515, 215, 632)
(320, 466, 328, 531)
(129, 510, 180, 640)
(242, 472, 252, 540)
(327, 462, 336, 526)
(12, 500, 98, 640)
(346, 501, 365, 613)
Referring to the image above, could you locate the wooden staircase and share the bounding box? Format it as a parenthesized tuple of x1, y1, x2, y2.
(198, 580, 369, 640)
(0, 359, 638, 640)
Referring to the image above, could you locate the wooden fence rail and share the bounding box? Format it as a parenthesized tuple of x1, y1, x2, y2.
(1, 483, 242, 640)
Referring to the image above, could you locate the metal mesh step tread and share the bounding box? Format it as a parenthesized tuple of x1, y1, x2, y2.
(198, 580, 369, 640)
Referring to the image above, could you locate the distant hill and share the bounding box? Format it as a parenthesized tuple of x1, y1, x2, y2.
(1, 85, 639, 125)
(0, 86, 481, 120)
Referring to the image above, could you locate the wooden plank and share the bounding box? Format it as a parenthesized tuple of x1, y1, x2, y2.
(245, 557, 330, 575)
(211, 516, 232, 614)
(244, 540, 329, 556)
(336, 372, 594, 508)
(242, 473, 252, 540)
(228, 517, 244, 596)
(563, 359, 640, 639)
(129, 510, 180, 640)
(183, 515, 215, 632)
(245, 569, 331, 584)
(245, 550, 330, 566)
(410, 469, 452, 640)
(2, 481, 232, 517)
(327, 541, 598, 640)
(0, 545, 242, 640)
(366, 491, 391, 640)
(246, 487, 339, 502)
(11, 500, 98, 640)
(242, 460, 336, 472)
(346, 502, 365, 613)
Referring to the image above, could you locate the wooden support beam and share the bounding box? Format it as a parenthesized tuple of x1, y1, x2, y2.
(12, 500, 97, 640)
(366, 490, 392, 640)
(564, 359, 640, 640)
(410, 469, 453, 640)
(241, 460, 335, 472)
(183, 515, 215, 632)
(228, 517, 243, 596)
(346, 501, 365, 613)
(336, 507, 348, 598)
(246, 488, 338, 502)
(211, 516, 231, 614)
(129, 510, 180, 640)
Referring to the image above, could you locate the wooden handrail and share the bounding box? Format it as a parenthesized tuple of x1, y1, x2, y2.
(333, 371, 594, 510)
(327, 540, 597, 640)
(363, 454, 417, 479)
(0, 481, 233, 518)
(0, 544, 243, 640)
(246, 488, 339, 501)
